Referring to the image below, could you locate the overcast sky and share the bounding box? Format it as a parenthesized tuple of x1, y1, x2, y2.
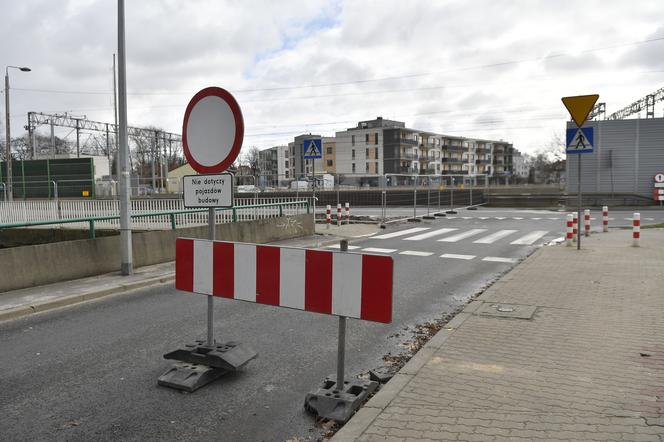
(2, 0, 663, 156)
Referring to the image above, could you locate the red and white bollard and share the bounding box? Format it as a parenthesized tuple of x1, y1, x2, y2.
(572, 213, 578, 243)
(326, 205, 331, 229)
(337, 203, 342, 227)
(632, 212, 640, 247)
(345, 202, 350, 225)
(566, 213, 574, 247)
(584, 209, 590, 237)
(602, 206, 609, 232)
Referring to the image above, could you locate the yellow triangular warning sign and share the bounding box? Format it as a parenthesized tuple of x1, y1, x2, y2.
(561, 94, 599, 127)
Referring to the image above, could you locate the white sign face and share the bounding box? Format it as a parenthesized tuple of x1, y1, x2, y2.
(183, 174, 234, 208)
(182, 87, 244, 174)
(654, 173, 664, 183)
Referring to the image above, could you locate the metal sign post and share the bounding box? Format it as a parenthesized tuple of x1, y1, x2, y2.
(158, 86, 253, 393)
(303, 138, 322, 227)
(562, 94, 599, 251)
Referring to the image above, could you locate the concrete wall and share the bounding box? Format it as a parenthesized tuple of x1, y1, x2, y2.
(0, 214, 313, 293)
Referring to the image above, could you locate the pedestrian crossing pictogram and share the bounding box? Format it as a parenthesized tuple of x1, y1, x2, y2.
(566, 127, 594, 154)
(303, 139, 322, 158)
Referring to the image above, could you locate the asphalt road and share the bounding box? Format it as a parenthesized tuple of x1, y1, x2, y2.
(0, 207, 655, 441)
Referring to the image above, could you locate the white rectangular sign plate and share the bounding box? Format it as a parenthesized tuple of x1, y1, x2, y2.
(183, 173, 234, 208)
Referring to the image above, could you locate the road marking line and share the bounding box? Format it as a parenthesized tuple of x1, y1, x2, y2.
(547, 217, 559, 220)
(510, 230, 549, 245)
(399, 250, 434, 256)
(645, 217, 654, 221)
(512, 217, 524, 220)
(478, 217, 489, 220)
(371, 227, 429, 239)
(608, 218, 615, 221)
(473, 229, 518, 244)
(461, 216, 472, 220)
(494, 217, 506, 220)
(440, 253, 475, 260)
(532, 217, 541, 220)
(362, 247, 397, 254)
(437, 228, 487, 242)
(403, 228, 458, 241)
(483, 256, 518, 263)
(326, 244, 361, 250)
(446, 216, 458, 219)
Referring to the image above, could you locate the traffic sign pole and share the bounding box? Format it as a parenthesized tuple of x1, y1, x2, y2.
(578, 155, 581, 250)
(207, 207, 215, 345)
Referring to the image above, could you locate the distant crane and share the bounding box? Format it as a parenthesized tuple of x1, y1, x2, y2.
(588, 86, 664, 120)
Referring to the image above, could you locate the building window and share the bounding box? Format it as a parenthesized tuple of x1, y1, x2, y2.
(352, 163, 356, 173)
(285, 171, 289, 178)
(352, 149, 355, 160)
(366, 162, 369, 172)
(351, 135, 355, 146)
(285, 160, 289, 168)
(326, 147, 333, 154)
(365, 148, 369, 158)
(327, 160, 333, 167)
(365, 133, 369, 143)
(375, 148, 379, 159)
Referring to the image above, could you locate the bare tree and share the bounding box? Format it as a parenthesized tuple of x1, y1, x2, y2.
(241, 146, 261, 177)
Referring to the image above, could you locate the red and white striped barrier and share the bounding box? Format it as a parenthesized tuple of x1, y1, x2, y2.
(566, 213, 573, 247)
(584, 209, 590, 237)
(337, 203, 342, 227)
(602, 206, 608, 232)
(175, 238, 394, 323)
(632, 213, 640, 247)
(345, 202, 350, 224)
(326, 205, 331, 229)
(572, 213, 578, 243)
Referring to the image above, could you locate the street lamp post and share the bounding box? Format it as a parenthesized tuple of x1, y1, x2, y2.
(4, 65, 31, 201)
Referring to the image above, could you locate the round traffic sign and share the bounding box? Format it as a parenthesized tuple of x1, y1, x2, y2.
(655, 173, 664, 183)
(182, 86, 244, 174)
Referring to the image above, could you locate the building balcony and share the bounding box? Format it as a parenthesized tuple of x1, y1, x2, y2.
(475, 159, 490, 164)
(443, 145, 465, 152)
(400, 138, 419, 146)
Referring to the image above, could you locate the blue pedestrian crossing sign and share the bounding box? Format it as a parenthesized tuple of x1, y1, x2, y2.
(566, 127, 594, 154)
(303, 139, 322, 159)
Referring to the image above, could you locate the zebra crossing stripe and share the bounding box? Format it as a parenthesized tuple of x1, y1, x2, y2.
(437, 229, 487, 242)
(327, 244, 361, 250)
(510, 230, 549, 245)
(399, 251, 434, 256)
(403, 228, 457, 241)
(372, 227, 429, 239)
(440, 253, 475, 260)
(473, 230, 518, 244)
(482, 257, 517, 263)
(362, 247, 397, 254)
(512, 217, 523, 220)
(494, 217, 506, 220)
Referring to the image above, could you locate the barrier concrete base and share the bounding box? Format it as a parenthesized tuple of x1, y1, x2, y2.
(304, 375, 378, 423)
(157, 362, 228, 393)
(163, 340, 257, 371)
(159, 340, 257, 392)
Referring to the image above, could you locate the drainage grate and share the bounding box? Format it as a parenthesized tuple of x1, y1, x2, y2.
(476, 303, 537, 320)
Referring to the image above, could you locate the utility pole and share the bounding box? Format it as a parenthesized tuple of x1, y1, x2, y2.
(113, 53, 119, 180)
(4, 65, 31, 201)
(117, 0, 133, 275)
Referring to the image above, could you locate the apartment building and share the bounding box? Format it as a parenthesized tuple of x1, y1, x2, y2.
(257, 145, 289, 186)
(286, 134, 336, 180)
(325, 117, 516, 182)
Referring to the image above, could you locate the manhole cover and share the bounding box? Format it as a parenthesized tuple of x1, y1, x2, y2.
(476, 303, 537, 320)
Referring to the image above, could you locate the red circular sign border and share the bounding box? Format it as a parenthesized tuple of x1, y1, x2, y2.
(654, 173, 664, 184)
(182, 86, 244, 174)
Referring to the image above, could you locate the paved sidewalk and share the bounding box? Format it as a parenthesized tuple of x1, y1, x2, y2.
(0, 223, 378, 322)
(335, 228, 664, 441)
